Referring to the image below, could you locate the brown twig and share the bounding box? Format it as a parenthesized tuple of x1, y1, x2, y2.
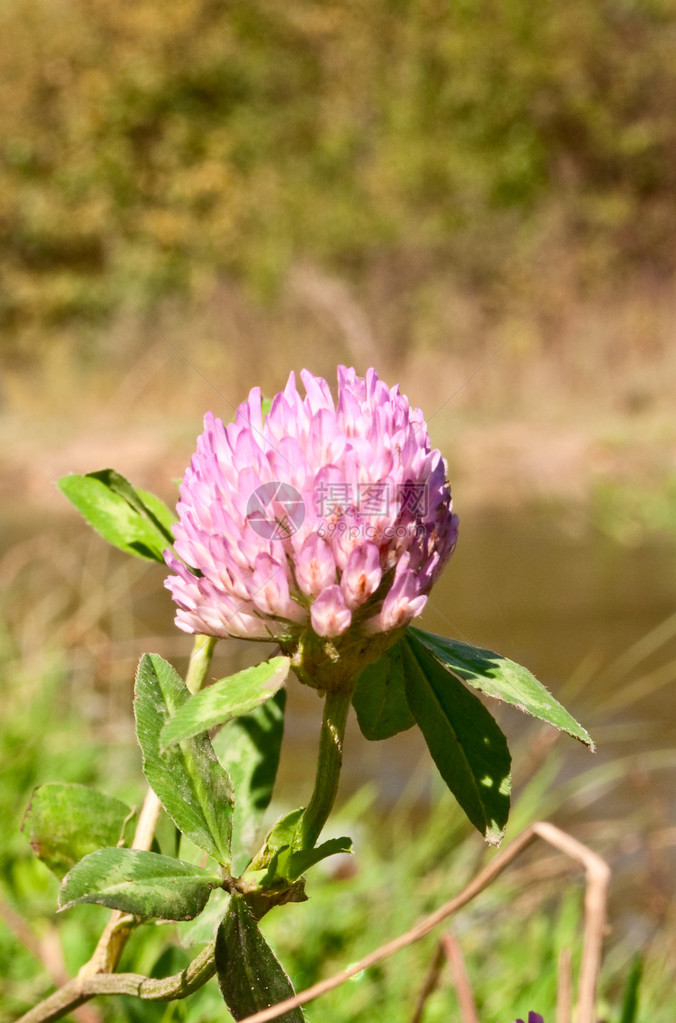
(532, 823, 610, 1023)
(557, 947, 572, 1023)
(233, 822, 609, 1023)
(15, 939, 217, 1023)
(441, 932, 479, 1023)
(408, 940, 445, 1023)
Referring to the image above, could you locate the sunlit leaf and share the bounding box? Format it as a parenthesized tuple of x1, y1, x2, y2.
(286, 836, 352, 881)
(409, 627, 594, 749)
(135, 654, 234, 867)
(244, 811, 349, 885)
(249, 807, 304, 873)
(57, 469, 176, 562)
(160, 657, 290, 749)
(59, 847, 222, 920)
(22, 783, 136, 880)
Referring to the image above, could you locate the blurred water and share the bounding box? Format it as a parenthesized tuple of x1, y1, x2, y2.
(294, 508, 676, 802)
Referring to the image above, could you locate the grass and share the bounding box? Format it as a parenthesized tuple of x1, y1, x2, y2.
(0, 525, 674, 1022)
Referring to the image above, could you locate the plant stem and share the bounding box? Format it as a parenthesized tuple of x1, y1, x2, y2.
(15, 940, 217, 1023)
(78, 787, 164, 976)
(73, 636, 217, 981)
(185, 634, 217, 694)
(300, 688, 353, 849)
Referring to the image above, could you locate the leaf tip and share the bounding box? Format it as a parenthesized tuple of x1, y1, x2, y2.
(571, 723, 595, 752)
(482, 822, 503, 847)
(157, 721, 177, 753)
(56, 879, 75, 914)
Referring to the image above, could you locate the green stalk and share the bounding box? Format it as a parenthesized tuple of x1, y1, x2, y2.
(300, 688, 353, 849)
(79, 634, 217, 978)
(185, 633, 217, 694)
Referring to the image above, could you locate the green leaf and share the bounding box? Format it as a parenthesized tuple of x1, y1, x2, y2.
(402, 632, 511, 845)
(22, 783, 136, 880)
(160, 657, 290, 749)
(248, 807, 305, 872)
(212, 689, 286, 876)
(215, 895, 305, 1022)
(286, 836, 352, 881)
(87, 469, 176, 540)
(352, 640, 415, 740)
(135, 654, 234, 867)
(245, 809, 346, 886)
(409, 626, 594, 749)
(253, 835, 352, 887)
(57, 469, 176, 562)
(178, 889, 231, 947)
(59, 848, 222, 920)
(619, 955, 643, 1023)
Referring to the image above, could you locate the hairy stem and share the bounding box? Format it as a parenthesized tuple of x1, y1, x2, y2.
(15, 940, 217, 1023)
(300, 688, 352, 849)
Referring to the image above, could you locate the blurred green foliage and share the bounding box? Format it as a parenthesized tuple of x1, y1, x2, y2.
(1, 524, 675, 1019)
(2, 0, 676, 354)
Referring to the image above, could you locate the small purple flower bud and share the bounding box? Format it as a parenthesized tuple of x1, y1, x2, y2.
(371, 553, 428, 632)
(341, 541, 382, 610)
(310, 585, 352, 638)
(295, 533, 337, 599)
(250, 553, 305, 623)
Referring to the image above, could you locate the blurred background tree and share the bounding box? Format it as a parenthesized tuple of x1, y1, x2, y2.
(2, 0, 675, 362)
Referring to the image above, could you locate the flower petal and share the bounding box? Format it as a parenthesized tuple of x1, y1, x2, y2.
(310, 585, 352, 638)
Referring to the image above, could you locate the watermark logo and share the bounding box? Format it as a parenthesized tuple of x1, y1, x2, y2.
(314, 480, 429, 519)
(247, 482, 305, 540)
(247, 479, 429, 542)
(316, 519, 426, 541)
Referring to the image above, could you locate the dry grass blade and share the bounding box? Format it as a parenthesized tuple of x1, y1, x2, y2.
(441, 932, 479, 1023)
(532, 823, 610, 1023)
(408, 941, 445, 1023)
(557, 947, 572, 1023)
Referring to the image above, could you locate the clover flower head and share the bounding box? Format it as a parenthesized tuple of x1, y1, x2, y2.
(165, 367, 458, 658)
